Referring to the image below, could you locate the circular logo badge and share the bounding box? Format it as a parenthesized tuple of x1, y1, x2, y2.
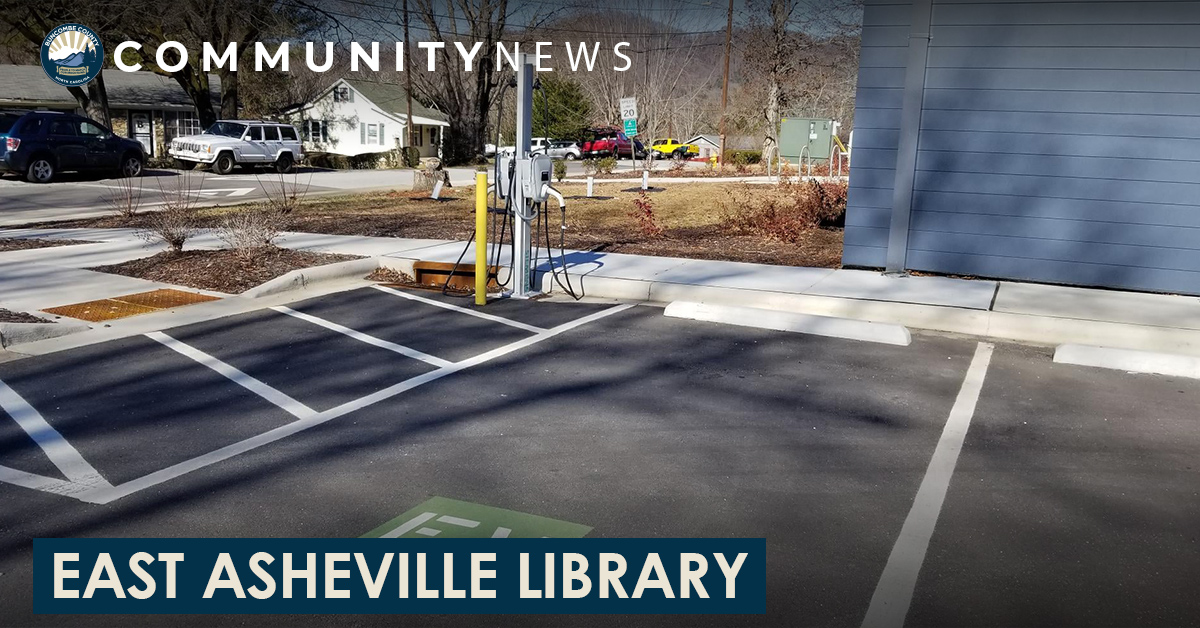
(40, 24, 104, 87)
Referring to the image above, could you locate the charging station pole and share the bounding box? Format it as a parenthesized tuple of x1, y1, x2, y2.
(510, 53, 536, 298)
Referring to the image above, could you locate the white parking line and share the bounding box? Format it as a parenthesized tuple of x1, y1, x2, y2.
(0, 378, 111, 490)
(147, 332, 317, 420)
(73, 303, 635, 504)
(372, 285, 546, 334)
(861, 342, 994, 628)
(270, 306, 452, 368)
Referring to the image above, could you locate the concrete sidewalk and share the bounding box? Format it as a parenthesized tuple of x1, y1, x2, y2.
(375, 239, 1200, 356)
(3, 227, 1199, 356)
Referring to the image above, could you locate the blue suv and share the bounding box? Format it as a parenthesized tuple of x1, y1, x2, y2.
(0, 110, 146, 183)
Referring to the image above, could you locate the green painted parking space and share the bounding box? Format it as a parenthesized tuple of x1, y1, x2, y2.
(361, 497, 592, 539)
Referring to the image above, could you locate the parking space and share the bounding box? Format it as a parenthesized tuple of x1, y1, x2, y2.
(908, 343, 1200, 627)
(0, 286, 1197, 626)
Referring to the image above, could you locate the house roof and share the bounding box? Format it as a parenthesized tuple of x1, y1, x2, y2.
(0, 64, 220, 110)
(341, 79, 449, 125)
(687, 134, 761, 151)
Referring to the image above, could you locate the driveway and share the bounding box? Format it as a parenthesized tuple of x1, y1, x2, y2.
(0, 287, 1198, 626)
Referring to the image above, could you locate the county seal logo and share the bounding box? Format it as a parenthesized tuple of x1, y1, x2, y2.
(40, 24, 104, 87)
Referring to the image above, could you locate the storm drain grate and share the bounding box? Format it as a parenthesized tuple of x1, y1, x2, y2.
(44, 289, 222, 322)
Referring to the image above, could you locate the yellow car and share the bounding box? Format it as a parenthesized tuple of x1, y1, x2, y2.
(650, 138, 698, 159)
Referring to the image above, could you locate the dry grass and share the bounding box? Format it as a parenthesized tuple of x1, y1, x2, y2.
(27, 181, 844, 268)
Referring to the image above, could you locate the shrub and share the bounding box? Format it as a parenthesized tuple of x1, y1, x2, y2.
(103, 175, 142, 220)
(139, 170, 204, 252)
(596, 156, 617, 174)
(720, 179, 847, 242)
(306, 151, 404, 170)
(628, 190, 663, 238)
(582, 159, 598, 176)
(217, 206, 288, 261)
(729, 150, 762, 165)
(553, 159, 567, 183)
(402, 146, 422, 168)
(146, 155, 175, 170)
(256, 171, 311, 216)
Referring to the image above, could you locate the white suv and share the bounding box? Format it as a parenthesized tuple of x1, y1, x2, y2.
(169, 120, 303, 175)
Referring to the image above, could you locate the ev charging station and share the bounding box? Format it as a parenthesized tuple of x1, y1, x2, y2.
(492, 54, 568, 299)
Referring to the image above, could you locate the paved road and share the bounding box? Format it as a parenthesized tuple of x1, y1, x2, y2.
(0, 286, 1197, 626)
(0, 168, 435, 226)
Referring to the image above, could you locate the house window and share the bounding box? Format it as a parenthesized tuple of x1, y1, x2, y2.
(429, 126, 437, 145)
(164, 111, 201, 143)
(304, 120, 327, 143)
(367, 124, 379, 145)
(333, 86, 353, 103)
(413, 125, 423, 147)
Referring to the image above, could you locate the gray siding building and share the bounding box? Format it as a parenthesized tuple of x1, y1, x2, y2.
(845, 0, 1200, 296)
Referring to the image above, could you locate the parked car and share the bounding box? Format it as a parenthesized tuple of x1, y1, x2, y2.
(168, 120, 302, 175)
(494, 137, 553, 158)
(0, 110, 145, 183)
(532, 139, 581, 160)
(650, 137, 699, 159)
(580, 127, 640, 159)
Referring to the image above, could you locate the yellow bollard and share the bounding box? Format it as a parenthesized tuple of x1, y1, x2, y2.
(474, 171, 488, 306)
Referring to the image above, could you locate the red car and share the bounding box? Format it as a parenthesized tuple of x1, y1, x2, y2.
(580, 127, 644, 159)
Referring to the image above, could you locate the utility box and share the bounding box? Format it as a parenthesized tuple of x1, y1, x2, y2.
(779, 117, 836, 163)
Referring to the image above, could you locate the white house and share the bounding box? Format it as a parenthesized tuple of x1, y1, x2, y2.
(686, 134, 760, 160)
(687, 135, 720, 159)
(289, 78, 449, 159)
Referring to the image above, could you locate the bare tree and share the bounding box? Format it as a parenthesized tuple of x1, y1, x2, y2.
(737, 0, 862, 152)
(569, 4, 721, 149)
(114, 0, 327, 127)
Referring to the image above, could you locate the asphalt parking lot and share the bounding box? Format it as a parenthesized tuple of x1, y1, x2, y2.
(0, 286, 1198, 626)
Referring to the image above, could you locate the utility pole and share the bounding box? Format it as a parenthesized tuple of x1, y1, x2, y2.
(403, 0, 415, 151)
(718, 0, 733, 165)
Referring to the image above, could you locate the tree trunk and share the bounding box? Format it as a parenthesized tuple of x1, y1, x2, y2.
(173, 67, 218, 128)
(86, 70, 112, 128)
(763, 76, 779, 160)
(217, 67, 239, 120)
(65, 71, 110, 127)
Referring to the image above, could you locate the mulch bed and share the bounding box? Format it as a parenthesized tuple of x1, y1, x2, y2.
(0, 308, 51, 324)
(0, 238, 94, 252)
(566, 226, 844, 269)
(90, 248, 362, 294)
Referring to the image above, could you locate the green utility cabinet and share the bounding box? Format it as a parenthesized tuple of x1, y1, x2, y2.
(779, 117, 836, 163)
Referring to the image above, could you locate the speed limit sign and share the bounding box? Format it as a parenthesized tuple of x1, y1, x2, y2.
(619, 97, 638, 121)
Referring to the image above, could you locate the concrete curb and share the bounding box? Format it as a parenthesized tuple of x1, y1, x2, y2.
(1054, 344, 1200, 379)
(241, 257, 381, 299)
(0, 319, 91, 348)
(664, 300, 912, 346)
(535, 271, 1200, 355)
